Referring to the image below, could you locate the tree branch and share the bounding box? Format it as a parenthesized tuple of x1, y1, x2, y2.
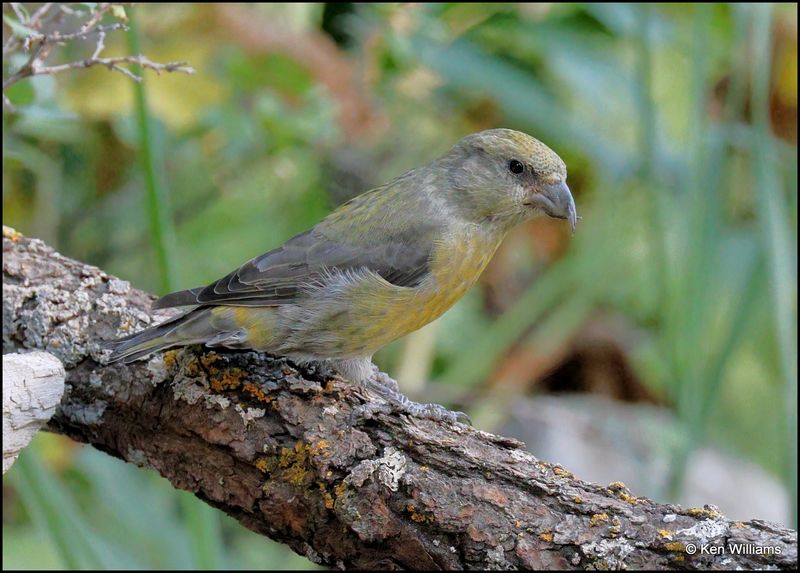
(2, 3, 194, 94)
(2, 226, 796, 570)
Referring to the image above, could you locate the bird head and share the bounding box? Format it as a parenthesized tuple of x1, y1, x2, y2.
(441, 128, 577, 232)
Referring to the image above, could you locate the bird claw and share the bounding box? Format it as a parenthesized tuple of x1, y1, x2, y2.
(398, 401, 471, 425)
(349, 369, 471, 426)
(369, 365, 400, 393)
(349, 401, 393, 425)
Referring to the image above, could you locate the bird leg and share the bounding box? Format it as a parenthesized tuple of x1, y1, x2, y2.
(370, 364, 400, 393)
(351, 364, 471, 425)
(327, 359, 470, 424)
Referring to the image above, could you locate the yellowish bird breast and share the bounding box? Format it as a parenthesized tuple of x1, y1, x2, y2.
(344, 223, 504, 355)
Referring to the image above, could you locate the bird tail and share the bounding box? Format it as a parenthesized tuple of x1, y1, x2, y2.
(106, 307, 215, 363)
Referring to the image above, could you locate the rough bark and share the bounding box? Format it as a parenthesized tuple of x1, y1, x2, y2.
(2, 226, 797, 571)
(2, 351, 66, 473)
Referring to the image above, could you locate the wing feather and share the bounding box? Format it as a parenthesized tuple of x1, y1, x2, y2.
(153, 224, 436, 309)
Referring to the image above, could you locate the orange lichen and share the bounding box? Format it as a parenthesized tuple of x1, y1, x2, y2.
(573, 495, 582, 504)
(255, 457, 270, 473)
(3, 226, 22, 241)
(242, 382, 272, 403)
(222, 368, 244, 386)
(200, 351, 219, 370)
(664, 542, 685, 552)
(183, 357, 202, 378)
(162, 350, 180, 370)
(539, 531, 554, 543)
(658, 529, 672, 538)
(319, 483, 335, 509)
(619, 491, 639, 505)
(209, 367, 245, 392)
(277, 443, 309, 485)
(272, 441, 331, 487)
(686, 506, 722, 519)
(607, 481, 627, 491)
(406, 504, 434, 524)
(590, 513, 609, 527)
(553, 467, 572, 478)
(609, 516, 622, 537)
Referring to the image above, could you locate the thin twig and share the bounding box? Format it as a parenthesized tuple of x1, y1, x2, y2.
(3, 36, 19, 58)
(57, 4, 80, 17)
(91, 30, 106, 60)
(30, 23, 129, 45)
(2, 3, 193, 97)
(4, 54, 194, 89)
(40, 55, 193, 79)
(3, 91, 16, 112)
(29, 2, 55, 25)
(10, 3, 27, 22)
(79, 3, 113, 34)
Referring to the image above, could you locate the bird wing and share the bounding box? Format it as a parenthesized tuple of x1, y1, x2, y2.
(153, 198, 438, 309)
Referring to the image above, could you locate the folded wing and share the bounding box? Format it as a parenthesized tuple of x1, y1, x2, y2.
(153, 223, 435, 309)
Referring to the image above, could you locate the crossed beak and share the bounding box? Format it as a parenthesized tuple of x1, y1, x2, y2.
(536, 180, 578, 233)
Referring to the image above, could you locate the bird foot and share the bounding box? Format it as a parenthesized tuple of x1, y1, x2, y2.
(350, 369, 471, 425)
(370, 364, 400, 393)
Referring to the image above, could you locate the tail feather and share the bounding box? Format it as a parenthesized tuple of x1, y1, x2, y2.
(106, 307, 213, 363)
(152, 287, 204, 309)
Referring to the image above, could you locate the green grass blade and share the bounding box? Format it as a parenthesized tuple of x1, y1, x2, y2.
(7, 448, 104, 569)
(180, 492, 225, 569)
(126, 8, 177, 294)
(635, 4, 679, 407)
(750, 2, 798, 526)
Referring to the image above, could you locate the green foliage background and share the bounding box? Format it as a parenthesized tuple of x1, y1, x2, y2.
(3, 3, 797, 569)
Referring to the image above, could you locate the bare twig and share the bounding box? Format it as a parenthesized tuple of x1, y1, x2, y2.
(10, 3, 27, 23)
(91, 29, 106, 59)
(3, 91, 15, 112)
(3, 2, 54, 57)
(2, 3, 193, 98)
(78, 2, 114, 34)
(29, 2, 55, 25)
(26, 22, 128, 45)
(4, 54, 193, 89)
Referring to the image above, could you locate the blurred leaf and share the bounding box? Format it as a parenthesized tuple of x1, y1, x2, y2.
(3, 78, 34, 107)
(111, 4, 128, 21)
(3, 13, 37, 37)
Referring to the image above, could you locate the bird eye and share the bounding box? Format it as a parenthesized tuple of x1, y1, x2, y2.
(509, 159, 524, 174)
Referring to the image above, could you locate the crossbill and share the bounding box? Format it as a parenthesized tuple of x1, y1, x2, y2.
(109, 128, 577, 421)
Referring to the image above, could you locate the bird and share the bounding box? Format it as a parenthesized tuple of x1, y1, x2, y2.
(107, 128, 577, 422)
